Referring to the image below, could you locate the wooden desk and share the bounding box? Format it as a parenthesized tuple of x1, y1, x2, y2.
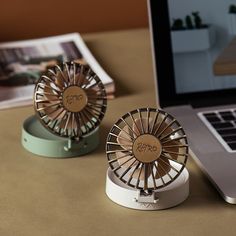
(0, 29, 235, 236)
(213, 37, 236, 75)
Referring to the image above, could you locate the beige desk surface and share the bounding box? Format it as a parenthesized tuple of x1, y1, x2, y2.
(0, 29, 235, 236)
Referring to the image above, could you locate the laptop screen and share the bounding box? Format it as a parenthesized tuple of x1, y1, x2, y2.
(148, 0, 236, 107)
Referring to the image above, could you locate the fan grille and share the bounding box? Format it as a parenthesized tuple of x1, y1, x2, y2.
(34, 62, 107, 139)
(106, 108, 188, 190)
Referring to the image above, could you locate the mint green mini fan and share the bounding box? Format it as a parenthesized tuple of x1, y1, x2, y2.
(22, 61, 107, 158)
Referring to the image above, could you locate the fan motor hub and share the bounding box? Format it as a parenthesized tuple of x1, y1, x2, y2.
(62, 86, 88, 112)
(132, 134, 162, 163)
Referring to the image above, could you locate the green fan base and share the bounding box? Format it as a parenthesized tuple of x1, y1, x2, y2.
(21, 115, 99, 158)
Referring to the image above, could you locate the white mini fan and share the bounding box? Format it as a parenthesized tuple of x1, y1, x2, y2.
(22, 61, 107, 158)
(105, 108, 189, 210)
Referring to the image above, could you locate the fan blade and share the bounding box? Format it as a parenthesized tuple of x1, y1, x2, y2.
(57, 116, 67, 130)
(132, 118, 151, 137)
(117, 125, 133, 150)
(155, 155, 171, 179)
(74, 58, 88, 65)
(55, 71, 67, 88)
(154, 118, 172, 137)
(152, 112, 171, 136)
(160, 126, 172, 137)
(39, 100, 61, 117)
(41, 103, 56, 116)
(57, 112, 75, 132)
(132, 164, 151, 180)
(42, 83, 57, 100)
(116, 151, 137, 168)
(86, 88, 98, 97)
(47, 107, 65, 120)
(162, 139, 182, 159)
(75, 73, 90, 87)
(152, 119, 181, 159)
(132, 118, 142, 136)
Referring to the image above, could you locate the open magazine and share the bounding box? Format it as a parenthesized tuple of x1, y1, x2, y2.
(0, 33, 115, 110)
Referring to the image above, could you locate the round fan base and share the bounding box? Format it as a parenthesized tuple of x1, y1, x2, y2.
(106, 166, 189, 210)
(22, 116, 99, 158)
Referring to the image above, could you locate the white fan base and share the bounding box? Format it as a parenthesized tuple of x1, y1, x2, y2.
(106, 166, 189, 210)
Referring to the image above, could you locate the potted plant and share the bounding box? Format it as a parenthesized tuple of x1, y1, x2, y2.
(228, 4, 236, 35)
(171, 12, 215, 53)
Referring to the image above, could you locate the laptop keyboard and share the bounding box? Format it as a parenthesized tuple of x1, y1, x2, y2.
(198, 109, 236, 152)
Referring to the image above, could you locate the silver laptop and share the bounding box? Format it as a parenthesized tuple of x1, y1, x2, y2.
(148, 0, 236, 203)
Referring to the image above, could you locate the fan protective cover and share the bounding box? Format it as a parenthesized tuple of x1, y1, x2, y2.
(106, 108, 189, 191)
(34, 61, 107, 139)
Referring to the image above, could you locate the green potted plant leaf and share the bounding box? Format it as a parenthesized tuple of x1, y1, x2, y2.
(185, 15, 194, 29)
(171, 18, 185, 30)
(229, 4, 236, 14)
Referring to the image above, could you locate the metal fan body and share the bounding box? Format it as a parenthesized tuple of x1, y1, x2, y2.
(34, 62, 107, 139)
(22, 62, 107, 158)
(105, 108, 190, 210)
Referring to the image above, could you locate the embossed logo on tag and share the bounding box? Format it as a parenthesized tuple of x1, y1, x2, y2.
(63, 86, 87, 112)
(133, 134, 162, 163)
(136, 143, 158, 152)
(66, 94, 84, 105)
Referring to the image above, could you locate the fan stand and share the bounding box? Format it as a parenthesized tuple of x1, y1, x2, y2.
(105, 164, 189, 210)
(106, 108, 190, 210)
(22, 115, 100, 158)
